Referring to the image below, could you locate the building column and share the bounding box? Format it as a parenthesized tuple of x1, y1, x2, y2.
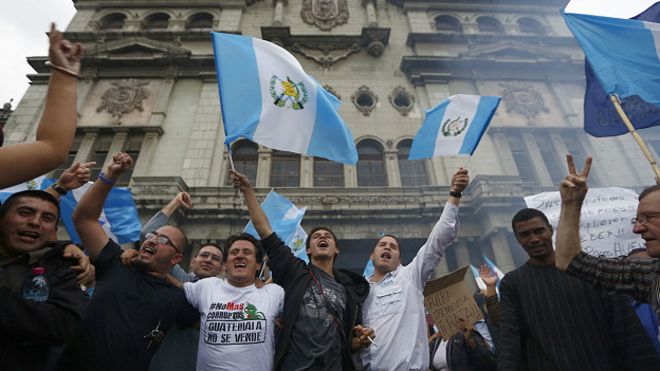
(385, 149, 401, 187)
(149, 76, 176, 127)
(132, 128, 162, 177)
(490, 130, 517, 175)
(490, 228, 515, 273)
(256, 147, 271, 188)
(454, 239, 477, 293)
(345, 164, 358, 187)
(522, 132, 552, 186)
(363, 0, 378, 27)
(273, 0, 286, 26)
(103, 129, 129, 169)
(300, 156, 313, 188)
(74, 130, 99, 163)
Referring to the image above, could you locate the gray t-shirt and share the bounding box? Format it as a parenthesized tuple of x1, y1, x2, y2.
(281, 265, 347, 371)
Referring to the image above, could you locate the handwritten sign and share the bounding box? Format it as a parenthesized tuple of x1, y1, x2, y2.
(424, 266, 483, 340)
(524, 187, 644, 257)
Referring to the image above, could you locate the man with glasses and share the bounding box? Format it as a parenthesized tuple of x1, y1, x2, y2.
(55, 153, 192, 371)
(555, 154, 660, 318)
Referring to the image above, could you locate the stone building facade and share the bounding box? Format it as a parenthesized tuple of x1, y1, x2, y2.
(4, 0, 659, 282)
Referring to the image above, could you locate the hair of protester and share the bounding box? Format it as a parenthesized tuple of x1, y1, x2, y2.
(511, 208, 551, 234)
(305, 226, 339, 250)
(223, 233, 265, 264)
(0, 190, 60, 219)
(198, 243, 223, 259)
(168, 225, 189, 254)
(638, 184, 660, 201)
(376, 234, 400, 249)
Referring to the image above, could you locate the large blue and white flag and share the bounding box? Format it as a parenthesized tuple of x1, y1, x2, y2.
(408, 94, 500, 160)
(244, 190, 307, 252)
(562, 11, 660, 107)
(212, 32, 358, 165)
(286, 224, 309, 263)
(569, 1, 660, 137)
(0, 178, 141, 244)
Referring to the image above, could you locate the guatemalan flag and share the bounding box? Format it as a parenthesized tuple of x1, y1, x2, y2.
(408, 94, 500, 160)
(563, 8, 660, 108)
(243, 190, 308, 262)
(0, 178, 141, 244)
(212, 32, 358, 165)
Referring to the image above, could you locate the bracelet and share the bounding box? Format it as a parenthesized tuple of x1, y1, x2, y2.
(449, 190, 462, 199)
(98, 172, 115, 185)
(44, 61, 81, 79)
(50, 183, 68, 196)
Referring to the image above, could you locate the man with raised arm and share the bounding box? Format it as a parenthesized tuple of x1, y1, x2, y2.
(555, 154, 660, 317)
(0, 23, 82, 189)
(55, 152, 192, 371)
(231, 169, 374, 371)
(358, 167, 468, 370)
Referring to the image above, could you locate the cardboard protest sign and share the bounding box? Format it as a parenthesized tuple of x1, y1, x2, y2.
(524, 187, 644, 257)
(424, 266, 483, 340)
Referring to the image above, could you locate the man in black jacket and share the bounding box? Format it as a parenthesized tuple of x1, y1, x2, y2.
(231, 170, 374, 370)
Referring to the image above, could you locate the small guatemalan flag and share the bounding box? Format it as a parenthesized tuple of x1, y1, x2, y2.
(212, 32, 358, 165)
(408, 94, 500, 160)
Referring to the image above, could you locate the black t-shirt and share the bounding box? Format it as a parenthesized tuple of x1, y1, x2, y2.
(55, 239, 185, 371)
(281, 265, 347, 371)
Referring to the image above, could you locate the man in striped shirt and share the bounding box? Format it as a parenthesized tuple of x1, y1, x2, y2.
(498, 207, 658, 370)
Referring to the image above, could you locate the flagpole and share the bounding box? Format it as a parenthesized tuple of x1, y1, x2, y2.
(226, 144, 245, 205)
(609, 95, 660, 184)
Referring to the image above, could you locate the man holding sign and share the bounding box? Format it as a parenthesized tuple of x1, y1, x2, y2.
(556, 155, 660, 316)
(498, 207, 658, 370)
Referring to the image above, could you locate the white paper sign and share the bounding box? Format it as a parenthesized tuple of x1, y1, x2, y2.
(524, 187, 645, 258)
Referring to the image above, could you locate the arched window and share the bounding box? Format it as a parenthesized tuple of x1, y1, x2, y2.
(187, 12, 214, 30)
(434, 15, 461, 32)
(477, 16, 504, 33)
(99, 13, 126, 30)
(143, 13, 170, 30)
(398, 140, 428, 186)
(228, 140, 258, 186)
(517, 17, 545, 35)
(270, 150, 300, 187)
(357, 140, 387, 187)
(313, 157, 344, 187)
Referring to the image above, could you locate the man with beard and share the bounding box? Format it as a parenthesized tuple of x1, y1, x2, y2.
(359, 167, 469, 371)
(55, 152, 191, 371)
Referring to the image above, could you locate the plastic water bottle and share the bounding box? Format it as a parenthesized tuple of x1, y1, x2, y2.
(22, 267, 49, 302)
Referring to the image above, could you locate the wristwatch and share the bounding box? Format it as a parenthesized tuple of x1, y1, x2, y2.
(449, 190, 462, 199)
(50, 183, 68, 196)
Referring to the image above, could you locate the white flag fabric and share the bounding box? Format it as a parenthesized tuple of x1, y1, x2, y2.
(408, 94, 500, 159)
(212, 32, 358, 164)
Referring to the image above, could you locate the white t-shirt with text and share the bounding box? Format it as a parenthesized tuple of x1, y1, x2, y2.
(183, 278, 284, 371)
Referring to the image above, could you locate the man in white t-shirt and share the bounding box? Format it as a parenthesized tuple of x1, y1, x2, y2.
(183, 233, 284, 371)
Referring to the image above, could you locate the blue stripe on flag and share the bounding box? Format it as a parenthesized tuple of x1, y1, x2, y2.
(212, 32, 262, 143)
(562, 12, 660, 106)
(307, 87, 358, 164)
(459, 96, 501, 155)
(408, 99, 450, 160)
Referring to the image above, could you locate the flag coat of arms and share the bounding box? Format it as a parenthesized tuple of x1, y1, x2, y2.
(562, 11, 660, 107)
(212, 32, 358, 165)
(408, 94, 500, 160)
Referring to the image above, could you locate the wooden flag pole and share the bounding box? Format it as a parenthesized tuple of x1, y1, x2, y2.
(226, 143, 245, 205)
(609, 95, 660, 184)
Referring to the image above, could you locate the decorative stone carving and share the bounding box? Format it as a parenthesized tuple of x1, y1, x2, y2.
(499, 82, 549, 120)
(351, 85, 378, 116)
(388, 86, 415, 116)
(291, 43, 361, 68)
(301, 0, 349, 31)
(366, 40, 385, 57)
(96, 79, 150, 119)
(322, 85, 341, 100)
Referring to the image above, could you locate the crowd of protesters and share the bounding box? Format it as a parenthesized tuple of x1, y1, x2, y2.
(2, 25, 660, 371)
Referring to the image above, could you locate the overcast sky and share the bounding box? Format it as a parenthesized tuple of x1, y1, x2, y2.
(0, 0, 656, 107)
(0, 0, 75, 105)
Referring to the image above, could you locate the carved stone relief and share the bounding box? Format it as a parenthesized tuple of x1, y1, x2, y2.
(499, 82, 549, 121)
(96, 79, 150, 119)
(291, 43, 361, 68)
(388, 86, 415, 116)
(351, 85, 378, 116)
(301, 0, 349, 31)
